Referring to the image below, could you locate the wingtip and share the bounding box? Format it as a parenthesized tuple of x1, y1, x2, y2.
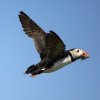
(19, 11, 24, 14)
(49, 30, 54, 33)
(19, 11, 30, 19)
(18, 11, 23, 17)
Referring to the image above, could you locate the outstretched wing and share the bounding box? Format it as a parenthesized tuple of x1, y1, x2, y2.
(46, 31, 66, 60)
(19, 11, 66, 62)
(19, 11, 47, 57)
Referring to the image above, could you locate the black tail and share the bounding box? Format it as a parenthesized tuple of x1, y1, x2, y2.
(25, 64, 44, 76)
(25, 64, 36, 74)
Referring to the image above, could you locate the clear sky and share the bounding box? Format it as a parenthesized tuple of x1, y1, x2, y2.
(0, 0, 100, 100)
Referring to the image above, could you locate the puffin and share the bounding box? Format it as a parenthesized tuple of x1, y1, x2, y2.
(18, 11, 89, 77)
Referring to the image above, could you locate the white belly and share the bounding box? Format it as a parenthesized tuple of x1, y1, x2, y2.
(44, 56, 72, 73)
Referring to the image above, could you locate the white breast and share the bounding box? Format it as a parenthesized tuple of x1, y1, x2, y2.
(44, 55, 72, 73)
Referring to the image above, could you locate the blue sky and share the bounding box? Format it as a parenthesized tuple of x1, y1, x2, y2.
(0, 0, 100, 100)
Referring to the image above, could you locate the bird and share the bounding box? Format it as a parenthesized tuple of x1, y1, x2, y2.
(18, 11, 89, 77)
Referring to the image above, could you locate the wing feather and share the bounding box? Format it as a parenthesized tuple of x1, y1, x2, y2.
(19, 11, 66, 61)
(46, 31, 66, 59)
(19, 11, 46, 54)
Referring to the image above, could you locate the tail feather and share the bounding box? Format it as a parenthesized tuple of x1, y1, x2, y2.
(25, 64, 44, 76)
(25, 64, 36, 74)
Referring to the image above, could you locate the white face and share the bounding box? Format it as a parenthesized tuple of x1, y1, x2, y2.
(70, 48, 89, 60)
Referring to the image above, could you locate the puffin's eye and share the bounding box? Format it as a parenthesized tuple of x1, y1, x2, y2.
(77, 50, 79, 53)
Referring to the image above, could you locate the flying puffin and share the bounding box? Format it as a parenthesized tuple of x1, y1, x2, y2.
(18, 11, 89, 77)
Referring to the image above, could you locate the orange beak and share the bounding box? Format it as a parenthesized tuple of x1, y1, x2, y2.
(81, 51, 89, 60)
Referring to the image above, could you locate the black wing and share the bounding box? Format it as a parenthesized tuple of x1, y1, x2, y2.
(19, 11, 66, 61)
(19, 11, 47, 57)
(46, 31, 66, 60)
